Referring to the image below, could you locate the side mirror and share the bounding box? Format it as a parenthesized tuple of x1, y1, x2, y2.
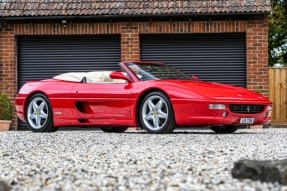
(192, 75, 198, 81)
(110, 72, 132, 83)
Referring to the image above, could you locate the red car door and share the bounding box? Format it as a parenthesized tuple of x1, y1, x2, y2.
(70, 83, 133, 124)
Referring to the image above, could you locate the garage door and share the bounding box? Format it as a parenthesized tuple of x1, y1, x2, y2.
(18, 35, 121, 130)
(140, 33, 246, 87)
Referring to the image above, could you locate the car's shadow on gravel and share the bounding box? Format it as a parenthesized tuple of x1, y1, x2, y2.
(124, 131, 262, 135)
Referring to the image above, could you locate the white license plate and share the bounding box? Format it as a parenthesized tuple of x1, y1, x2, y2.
(240, 118, 254, 124)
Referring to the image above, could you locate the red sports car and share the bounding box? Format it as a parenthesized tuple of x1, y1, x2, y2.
(15, 61, 272, 134)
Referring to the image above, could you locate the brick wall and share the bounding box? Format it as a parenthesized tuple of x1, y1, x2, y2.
(0, 15, 268, 130)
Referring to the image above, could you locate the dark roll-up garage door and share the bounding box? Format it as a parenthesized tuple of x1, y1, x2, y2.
(140, 33, 246, 87)
(17, 35, 121, 130)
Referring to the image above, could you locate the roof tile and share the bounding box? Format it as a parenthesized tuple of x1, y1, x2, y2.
(0, 0, 271, 17)
(0, 2, 11, 10)
(11, 2, 25, 10)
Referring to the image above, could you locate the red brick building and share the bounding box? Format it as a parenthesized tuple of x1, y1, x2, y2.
(0, 0, 271, 130)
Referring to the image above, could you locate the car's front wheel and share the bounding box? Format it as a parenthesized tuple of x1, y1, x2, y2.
(210, 125, 240, 134)
(100, 127, 129, 133)
(140, 91, 176, 134)
(25, 93, 57, 132)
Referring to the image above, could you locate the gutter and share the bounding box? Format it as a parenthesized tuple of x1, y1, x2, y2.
(0, 12, 269, 21)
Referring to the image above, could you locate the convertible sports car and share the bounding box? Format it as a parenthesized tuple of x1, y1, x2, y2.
(16, 61, 272, 134)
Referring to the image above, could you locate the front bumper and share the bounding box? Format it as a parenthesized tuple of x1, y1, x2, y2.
(15, 97, 26, 122)
(171, 99, 272, 126)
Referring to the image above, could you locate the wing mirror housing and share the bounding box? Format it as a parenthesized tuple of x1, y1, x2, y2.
(192, 75, 198, 81)
(110, 72, 132, 83)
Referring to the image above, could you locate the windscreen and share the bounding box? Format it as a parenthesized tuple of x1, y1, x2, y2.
(125, 62, 192, 81)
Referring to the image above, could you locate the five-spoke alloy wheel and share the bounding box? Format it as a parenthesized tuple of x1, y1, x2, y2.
(140, 91, 176, 134)
(25, 94, 57, 132)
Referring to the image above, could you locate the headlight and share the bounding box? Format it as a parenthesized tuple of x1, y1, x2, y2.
(209, 104, 226, 109)
(267, 105, 272, 111)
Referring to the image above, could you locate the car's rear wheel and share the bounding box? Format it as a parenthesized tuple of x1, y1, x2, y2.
(140, 91, 176, 134)
(210, 125, 240, 134)
(25, 93, 57, 132)
(100, 127, 129, 133)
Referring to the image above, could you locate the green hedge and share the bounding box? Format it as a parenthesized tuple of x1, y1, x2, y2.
(0, 93, 13, 120)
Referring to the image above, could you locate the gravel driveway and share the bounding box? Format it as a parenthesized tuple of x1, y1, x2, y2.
(1, 128, 287, 191)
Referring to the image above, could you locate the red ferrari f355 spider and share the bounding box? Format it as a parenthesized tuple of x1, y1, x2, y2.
(16, 61, 272, 134)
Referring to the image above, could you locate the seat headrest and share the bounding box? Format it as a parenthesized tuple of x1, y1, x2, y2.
(101, 72, 113, 82)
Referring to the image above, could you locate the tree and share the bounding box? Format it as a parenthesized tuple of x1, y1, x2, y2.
(268, 0, 287, 66)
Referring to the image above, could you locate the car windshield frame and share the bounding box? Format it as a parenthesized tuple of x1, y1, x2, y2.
(125, 62, 193, 81)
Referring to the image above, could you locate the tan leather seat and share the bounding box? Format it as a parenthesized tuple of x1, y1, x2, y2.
(101, 72, 113, 83)
(86, 72, 103, 83)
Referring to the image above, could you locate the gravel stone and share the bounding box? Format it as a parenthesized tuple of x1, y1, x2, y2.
(0, 180, 11, 191)
(0, 128, 287, 191)
(232, 159, 287, 184)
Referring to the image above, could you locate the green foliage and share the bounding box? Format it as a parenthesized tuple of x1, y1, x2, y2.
(269, 0, 287, 66)
(0, 93, 13, 120)
(254, 89, 262, 94)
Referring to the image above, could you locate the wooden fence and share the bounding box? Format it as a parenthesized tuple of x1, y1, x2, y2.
(269, 68, 287, 126)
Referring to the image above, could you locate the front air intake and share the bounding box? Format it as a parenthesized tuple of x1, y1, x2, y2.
(229, 104, 265, 114)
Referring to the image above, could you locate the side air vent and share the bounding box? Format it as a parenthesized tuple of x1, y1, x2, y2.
(75, 102, 85, 113)
(78, 119, 88, 123)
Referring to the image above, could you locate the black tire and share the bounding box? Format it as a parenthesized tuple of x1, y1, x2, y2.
(25, 93, 58, 132)
(210, 125, 240, 134)
(139, 91, 176, 134)
(100, 127, 129, 133)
